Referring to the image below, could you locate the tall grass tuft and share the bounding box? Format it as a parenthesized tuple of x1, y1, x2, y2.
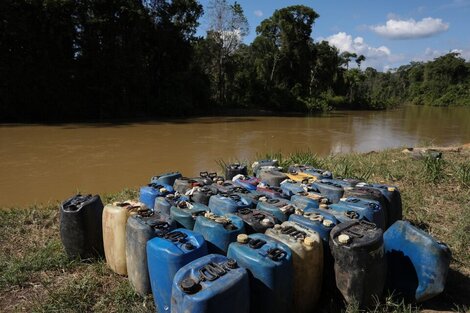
(455, 162, 470, 187)
(421, 155, 445, 183)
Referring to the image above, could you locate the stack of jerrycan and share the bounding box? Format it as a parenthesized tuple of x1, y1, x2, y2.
(103, 201, 149, 275)
(327, 196, 386, 230)
(233, 207, 278, 234)
(193, 212, 245, 254)
(171, 254, 249, 313)
(170, 200, 210, 230)
(265, 222, 323, 313)
(126, 213, 175, 295)
(147, 228, 208, 313)
(208, 193, 251, 215)
(139, 183, 174, 210)
(256, 196, 295, 222)
(228, 233, 293, 313)
(384, 220, 451, 302)
(329, 220, 386, 308)
(225, 163, 248, 180)
(151, 171, 182, 186)
(60, 194, 105, 259)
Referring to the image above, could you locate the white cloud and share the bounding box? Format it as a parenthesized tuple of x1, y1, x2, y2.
(413, 47, 470, 62)
(254, 10, 263, 17)
(371, 17, 449, 39)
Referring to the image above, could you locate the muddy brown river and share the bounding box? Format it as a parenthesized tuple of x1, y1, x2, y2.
(1, 105, 469, 207)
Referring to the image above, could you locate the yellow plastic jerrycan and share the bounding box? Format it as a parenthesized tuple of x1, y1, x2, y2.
(265, 221, 323, 313)
(286, 171, 316, 183)
(102, 201, 148, 275)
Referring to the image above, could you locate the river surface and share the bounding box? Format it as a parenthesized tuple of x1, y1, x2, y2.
(1, 105, 469, 207)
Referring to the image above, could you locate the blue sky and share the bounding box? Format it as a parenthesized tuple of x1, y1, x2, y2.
(196, 0, 470, 71)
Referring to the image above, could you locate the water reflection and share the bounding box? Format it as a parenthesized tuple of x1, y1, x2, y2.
(1, 106, 469, 206)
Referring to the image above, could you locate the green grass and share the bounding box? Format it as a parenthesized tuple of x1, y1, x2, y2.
(1, 148, 469, 312)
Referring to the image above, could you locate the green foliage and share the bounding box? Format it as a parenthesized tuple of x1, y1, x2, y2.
(421, 155, 445, 183)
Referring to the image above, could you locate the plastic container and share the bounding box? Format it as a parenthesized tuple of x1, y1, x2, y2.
(256, 185, 287, 200)
(151, 172, 182, 186)
(285, 171, 316, 183)
(279, 180, 306, 197)
(59, 194, 105, 259)
(384, 220, 451, 302)
(155, 194, 190, 217)
(287, 165, 333, 180)
(256, 197, 295, 222)
(329, 220, 386, 308)
(171, 254, 249, 313)
(342, 186, 389, 223)
(225, 163, 248, 180)
(329, 197, 386, 230)
(232, 175, 260, 191)
(252, 159, 279, 176)
(234, 208, 278, 234)
(189, 186, 218, 205)
(291, 193, 328, 211)
(289, 211, 338, 247)
(170, 202, 210, 230)
(227, 233, 293, 313)
(356, 183, 403, 227)
(147, 229, 208, 313)
(103, 201, 149, 275)
(257, 169, 288, 187)
(208, 193, 251, 216)
(312, 179, 345, 203)
(265, 222, 323, 313)
(174, 177, 204, 194)
(139, 183, 174, 210)
(212, 180, 237, 193)
(126, 215, 175, 295)
(193, 212, 245, 254)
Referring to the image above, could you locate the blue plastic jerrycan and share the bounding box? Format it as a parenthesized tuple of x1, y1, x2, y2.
(151, 172, 182, 186)
(147, 229, 208, 313)
(208, 193, 252, 216)
(384, 220, 451, 302)
(289, 210, 338, 247)
(256, 197, 295, 222)
(193, 213, 245, 254)
(227, 233, 293, 313)
(291, 192, 328, 211)
(356, 182, 403, 227)
(312, 179, 347, 203)
(329, 197, 386, 230)
(171, 254, 250, 313)
(256, 185, 288, 200)
(140, 183, 174, 210)
(170, 202, 210, 230)
(279, 180, 306, 198)
(232, 175, 260, 191)
(155, 194, 190, 217)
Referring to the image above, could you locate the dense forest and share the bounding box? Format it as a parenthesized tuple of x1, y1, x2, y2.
(1, 0, 469, 121)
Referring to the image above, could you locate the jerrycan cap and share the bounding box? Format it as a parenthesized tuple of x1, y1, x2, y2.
(319, 203, 329, 209)
(338, 234, 351, 244)
(237, 234, 249, 244)
(303, 236, 315, 247)
(226, 259, 237, 269)
(181, 278, 200, 294)
(320, 198, 328, 204)
(340, 197, 348, 202)
(261, 218, 274, 227)
(159, 187, 168, 193)
(323, 219, 333, 227)
(388, 187, 396, 192)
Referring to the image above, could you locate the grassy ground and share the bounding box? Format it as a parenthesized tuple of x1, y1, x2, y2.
(0, 148, 469, 312)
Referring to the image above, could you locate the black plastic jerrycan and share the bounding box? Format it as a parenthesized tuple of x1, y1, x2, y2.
(225, 163, 248, 180)
(329, 220, 386, 308)
(60, 194, 105, 259)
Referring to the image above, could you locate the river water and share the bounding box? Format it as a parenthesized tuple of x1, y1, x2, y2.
(1, 105, 469, 207)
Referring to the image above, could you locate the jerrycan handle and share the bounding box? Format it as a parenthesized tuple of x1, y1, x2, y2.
(208, 172, 218, 179)
(267, 248, 286, 261)
(198, 262, 227, 281)
(345, 210, 360, 219)
(238, 208, 251, 215)
(200, 171, 209, 178)
(164, 231, 187, 242)
(346, 198, 361, 203)
(248, 238, 266, 249)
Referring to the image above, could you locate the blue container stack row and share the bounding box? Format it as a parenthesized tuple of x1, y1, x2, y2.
(59, 160, 452, 312)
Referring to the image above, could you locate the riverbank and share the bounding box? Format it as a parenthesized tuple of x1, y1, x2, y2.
(0, 148, 469, 312)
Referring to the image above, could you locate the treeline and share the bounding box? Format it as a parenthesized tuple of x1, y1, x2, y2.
(1, 1, 469, 122)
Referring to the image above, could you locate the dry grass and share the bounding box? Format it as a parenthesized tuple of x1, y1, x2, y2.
(1, 149, 469, 312)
